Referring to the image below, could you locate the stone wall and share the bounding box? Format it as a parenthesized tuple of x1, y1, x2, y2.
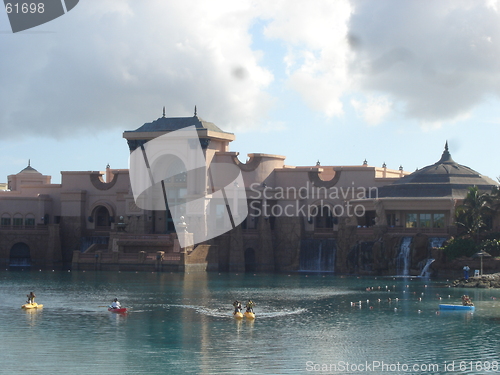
(0, 224, 62, 267)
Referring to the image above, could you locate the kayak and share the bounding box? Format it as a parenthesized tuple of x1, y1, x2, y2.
(108, 307, 127, 314)
(439, 304, 475, 311)
(22, 302, 43, 309)
(244, 311, 255, 319)
(233, 311, 243, 319)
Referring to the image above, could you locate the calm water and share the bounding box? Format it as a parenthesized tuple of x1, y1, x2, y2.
(1, 270, 500, 374)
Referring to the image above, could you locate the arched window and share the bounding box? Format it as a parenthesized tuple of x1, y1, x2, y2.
(1, 213, 11, 227)
(13, 213, 23, 227)
(25, 214, 35, 227)
(315, 206, 334, 229)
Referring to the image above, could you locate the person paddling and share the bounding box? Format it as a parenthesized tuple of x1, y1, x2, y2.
(232, 300, 242, 315)
(462, 295, 473, 306)
(245, 300, 255, 313)
(110, 298, 121, 309)
(26, 291, 36, 304)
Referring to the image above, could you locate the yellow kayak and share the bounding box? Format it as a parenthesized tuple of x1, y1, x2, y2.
(22, 302, 43, 309)
(244, 311, 255, 319)
(233, 311, 243, 319)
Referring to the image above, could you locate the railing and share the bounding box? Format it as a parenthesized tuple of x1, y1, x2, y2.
(113, 234, 171, 240)
(387, 227, 448, 234)
(75, 251, 181, 264)
(0, 225, 48, 231)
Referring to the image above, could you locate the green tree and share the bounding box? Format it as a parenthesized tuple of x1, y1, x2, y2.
(489, 184, 500, 214)
(456, 186, 493, 242)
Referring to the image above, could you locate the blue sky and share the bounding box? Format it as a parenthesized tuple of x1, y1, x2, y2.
(1, 0, 499, 184)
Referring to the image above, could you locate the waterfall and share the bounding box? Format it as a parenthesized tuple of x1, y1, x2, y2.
(317, 241, 322, 271)
(428, 237, 447, 249)
(419, 258, 435, 277)
(396, 237, 412, 276)
(299, 239, 336, 272)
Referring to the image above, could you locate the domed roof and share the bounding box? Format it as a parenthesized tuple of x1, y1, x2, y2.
(129, 107, 228, 134)
(378, 142, 497, 199)
(18, 160, 42, 175)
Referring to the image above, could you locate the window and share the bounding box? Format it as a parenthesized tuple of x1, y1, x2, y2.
(419, 213, 432, 228)
(433, 213, 445, 228)
(1, 217, 11, 226)
(25, 217, 35, 227)
(405, 213, 417, 228)
(13, 217, 23, 226)
(386, 213, 396, 227)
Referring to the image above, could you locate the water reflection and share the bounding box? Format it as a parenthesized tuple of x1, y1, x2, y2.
(23, 307, 43, 327)
(2, 271, 500, 374)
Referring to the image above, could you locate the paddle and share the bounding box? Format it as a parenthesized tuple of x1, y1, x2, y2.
(99, 305, 131, 310)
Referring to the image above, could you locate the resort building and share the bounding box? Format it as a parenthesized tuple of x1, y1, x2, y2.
(0, 112, 497, 275)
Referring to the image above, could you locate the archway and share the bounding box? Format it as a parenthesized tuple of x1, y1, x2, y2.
(10, 242, 31, 267)
(244, 248, 257, 272)
(94, 206, 111, 228)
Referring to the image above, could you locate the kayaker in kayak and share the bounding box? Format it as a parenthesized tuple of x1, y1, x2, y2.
(245, 300, 255, 313)
(232, 300, 242, 315)
(26, 291, 36, 304)
(462, 295, 473, 306)
(110, 298, 121, 309)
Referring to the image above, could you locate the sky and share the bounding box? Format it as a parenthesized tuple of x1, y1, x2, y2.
(1, 0, 500, 184)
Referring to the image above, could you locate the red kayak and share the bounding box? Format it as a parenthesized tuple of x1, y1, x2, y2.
(108, 307, 127, 314)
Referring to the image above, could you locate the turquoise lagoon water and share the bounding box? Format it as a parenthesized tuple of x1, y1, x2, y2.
(1, 270, 500, 374)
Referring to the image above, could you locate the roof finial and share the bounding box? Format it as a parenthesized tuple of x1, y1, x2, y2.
(162, 106, 165, 118)
(194, 105, 197, 116)
(436, 140, 455, 164)
(28, 159, 30, 167)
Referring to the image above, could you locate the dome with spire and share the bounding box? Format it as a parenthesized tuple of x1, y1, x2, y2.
(377, 142, 497, 199)
(18, 160, 42, 175)
(128, 106, 228, 134)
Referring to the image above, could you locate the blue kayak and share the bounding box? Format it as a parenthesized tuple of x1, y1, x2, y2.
(439, 304, 475, 311)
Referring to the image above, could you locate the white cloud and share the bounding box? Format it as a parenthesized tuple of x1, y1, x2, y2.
(348, 0, 500, 124)
(259, 0, 353, 118)
(351, 96, 392, 125)
(2, 0, 500, 141)
(0, 0, 274, 138)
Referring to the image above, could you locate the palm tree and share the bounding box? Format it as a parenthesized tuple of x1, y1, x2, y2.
(489, 184, 500, 212)
(456, 186, 493, 242)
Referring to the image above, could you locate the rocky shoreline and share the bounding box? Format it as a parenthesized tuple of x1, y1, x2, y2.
(448, 273, 500, 288)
